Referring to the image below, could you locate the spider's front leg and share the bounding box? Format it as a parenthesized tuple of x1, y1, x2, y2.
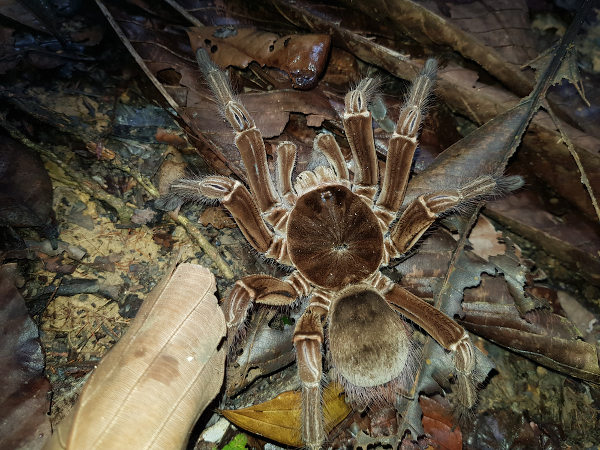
(196, 49, 284, 225)
(376, 59, 437, 223)
(344, 78, 379, 201)
(222, 273, 307, 349)
(293, 305, 326, 449)
(384, 283, 476, 407)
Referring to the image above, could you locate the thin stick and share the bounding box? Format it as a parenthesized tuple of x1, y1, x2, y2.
(546, 106, 600, 222)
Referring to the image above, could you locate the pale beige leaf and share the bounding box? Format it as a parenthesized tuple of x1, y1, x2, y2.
(45, 263, 226, 450)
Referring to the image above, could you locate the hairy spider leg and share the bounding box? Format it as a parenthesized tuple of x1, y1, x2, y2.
(196, 49, 287, 227)
(383, 281, 476, 407)
(221, 273, 310, 350)
(376, 59, 437, 224)
(388, 175, 513, 256)
(293, 297, 329, 450)
(275, 142, 298, 206)
(314, 133, 350, 182)
(343, 78, 379, 202)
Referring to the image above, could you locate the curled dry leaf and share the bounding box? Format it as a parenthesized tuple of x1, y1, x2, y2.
(187, 27, 331, 89)
(461, 275, 600, 384)
(44, 263, 226, 450)
(221, 383, 351, 447)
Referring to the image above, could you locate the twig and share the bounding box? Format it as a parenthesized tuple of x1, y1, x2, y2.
(546, 105, 600, 223)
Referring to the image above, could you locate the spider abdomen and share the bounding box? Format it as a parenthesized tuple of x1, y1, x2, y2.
(329, 287, 410, 388)
(286, 185, 383, 290)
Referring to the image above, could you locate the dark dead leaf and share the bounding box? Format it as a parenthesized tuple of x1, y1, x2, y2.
(461, 277, 600, 383)
(526, 44, 590, 106)
(420, 396, 462, 450)
(0, 266, 51, 449)
(226, 308, 298, 396)
(0, 0, 49, 33)
(221, 383, 351, 447)
(335, 0, 534, 96)
(446, 0, 538, 67)
(486, 190, 600, 286)
(187, 27, 330, 89)
(0, 135, 57, 243)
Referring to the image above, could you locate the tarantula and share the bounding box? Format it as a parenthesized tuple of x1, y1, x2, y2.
(174, 50, 521, 448)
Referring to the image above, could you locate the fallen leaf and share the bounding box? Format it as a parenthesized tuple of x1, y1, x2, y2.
(0, 135, 57, 242)
(468, 215, 506, 261)
(0, 265, 51, 449)
(420, 396, 462, 450)
(45, 264, 226, 449)
(221, 383, 351, 447)
(187, 27, 331, 89)
(200, 206, 236, 229)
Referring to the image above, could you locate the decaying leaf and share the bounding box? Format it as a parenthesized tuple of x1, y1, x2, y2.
(420, 396, 462, 450)
(45, 263, 226, 449)
(221, 383, 351, 447)
(461, 274, 600, 384)
(0, 265, 51, 450)
(0, 135, 57, 243)
(187, 27, 331, 89)
(226, 307, 300, 396)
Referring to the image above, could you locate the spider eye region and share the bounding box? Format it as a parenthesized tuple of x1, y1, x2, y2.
(287, 185, 384, 289)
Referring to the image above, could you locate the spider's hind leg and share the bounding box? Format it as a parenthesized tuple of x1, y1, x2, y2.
(293, 306, 326, 450)
(384, 283, 477, 408)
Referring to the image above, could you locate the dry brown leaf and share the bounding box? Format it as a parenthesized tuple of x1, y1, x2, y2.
(0, 135, 56, 240)
(0, 265, 51, 450)
(420, 396, 462, 450)
(221, 383, 351, 447)
(187, 27, 330, 89)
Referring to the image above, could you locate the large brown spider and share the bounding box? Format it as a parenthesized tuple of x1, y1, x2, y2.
(175, 50, 521, 448)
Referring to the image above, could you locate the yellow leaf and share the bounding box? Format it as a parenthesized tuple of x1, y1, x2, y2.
(220, 383, 352, 447)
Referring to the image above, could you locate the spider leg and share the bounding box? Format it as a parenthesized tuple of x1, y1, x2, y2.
(175, 176, 273, 253)
(376, 59, 437, 222)
(314, 133, 350, 182)
(222, 273, 305, 348)
(276, 142, 297, 205)
(388, 175, 504, 256)
(384, 283, 476, 407)
(344, 78, 379, 201)
(196, 49, 284, 225)
(293, 305, 326, 449)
